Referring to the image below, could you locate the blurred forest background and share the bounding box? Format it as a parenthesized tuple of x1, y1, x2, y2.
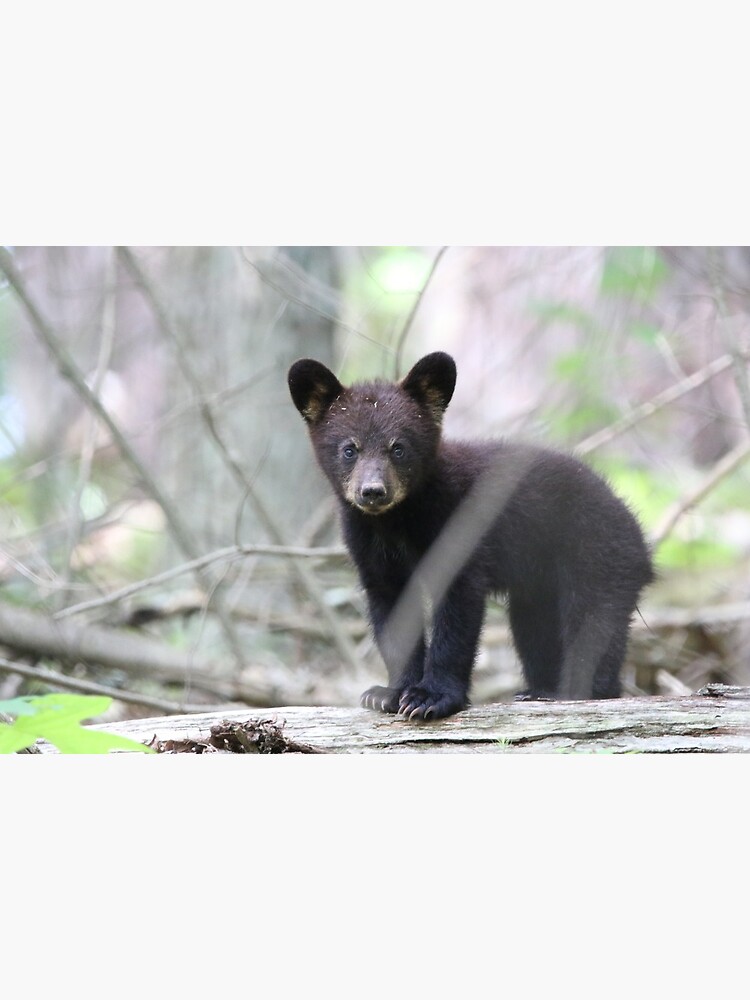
(1, 245, 749, 722)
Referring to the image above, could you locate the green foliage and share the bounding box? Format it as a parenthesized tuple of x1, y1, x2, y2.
(551, 403, 620, 440)
(531, 301, 597, 333)
(595, 458, 746, 571)
(594, 461, 668, 525)
(531, 253, 671, 444)
(600, 247, 669, 301)
(341, 247, 435, 377)
(657, 534, 738, 571)
(0, 693, 154, 754)
(120, 519, 167, 581)
(543, 347, 622, 439)
(532, 249, 672, 442)
(628, 320, 662, 345)
(367, 247, 433, 296)
(551, 348, 592, 383)
(0, 458, 32, 510)
(530, 250, 747, 573)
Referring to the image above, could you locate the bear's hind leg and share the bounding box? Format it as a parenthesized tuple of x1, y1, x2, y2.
(508, 589, 563, 700)
(589, 619, 629, 699)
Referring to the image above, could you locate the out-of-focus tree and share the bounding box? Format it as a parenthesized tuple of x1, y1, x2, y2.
(0, 246, 347, 703)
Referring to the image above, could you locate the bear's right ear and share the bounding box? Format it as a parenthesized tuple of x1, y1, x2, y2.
(401, 352, 457, 422)
(288, 359, 343, 425)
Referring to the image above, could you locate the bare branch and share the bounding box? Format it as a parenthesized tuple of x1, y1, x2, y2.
(393, 247, 449, 378)
(0, 656, 230, 715)
(575, 349, 746, 455)
(239, 247, 385, 350)
(651, 437, 750, 548)
(53, 542, 347, 620)
(0, 597, 225, 691)
(58, 246, 118, 606)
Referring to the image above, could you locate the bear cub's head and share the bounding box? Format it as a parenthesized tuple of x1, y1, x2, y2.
(288, 352, 456, 515)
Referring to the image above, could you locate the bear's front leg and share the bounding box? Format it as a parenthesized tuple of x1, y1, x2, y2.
(396, 681, 469, 720)
(360, 685, 403, 713)
(397, 578, 485, 721)
(360, 584, 426, 715)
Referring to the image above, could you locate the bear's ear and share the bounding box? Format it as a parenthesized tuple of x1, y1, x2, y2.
(288, 359, 343, 425)
(401, 352, 456, 422)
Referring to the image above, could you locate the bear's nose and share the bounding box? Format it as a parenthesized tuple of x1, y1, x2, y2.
(361, 481, 387, 500)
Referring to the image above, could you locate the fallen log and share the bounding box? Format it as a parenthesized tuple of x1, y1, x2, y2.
(33, 683, 750, 753)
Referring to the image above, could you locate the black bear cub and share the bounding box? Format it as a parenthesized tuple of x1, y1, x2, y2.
(288, 352, 653, 720)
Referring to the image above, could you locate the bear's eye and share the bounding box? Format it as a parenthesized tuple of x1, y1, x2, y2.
(391, 443, 406, 460)
(342, 444, 357, 461)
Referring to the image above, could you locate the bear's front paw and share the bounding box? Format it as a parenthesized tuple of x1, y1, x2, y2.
(361, 685, 402, 714)
(397, 683, 467, 721)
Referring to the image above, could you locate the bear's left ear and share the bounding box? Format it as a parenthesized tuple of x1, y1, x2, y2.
(288, 359, 343, 425)
(401, 352, 457, 421)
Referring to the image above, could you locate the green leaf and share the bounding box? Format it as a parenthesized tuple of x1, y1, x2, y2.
(600, 247, 669, 301)
(629, 321, 661, 344)
(531, 300, 596, 331)
(0, 693, 153, 754)
(37, 726, 154, 755)
(553, 349, 589, 381)
(0, 725, 39, 753)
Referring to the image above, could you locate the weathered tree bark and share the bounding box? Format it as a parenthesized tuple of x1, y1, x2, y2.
(33, 684, 750, 753)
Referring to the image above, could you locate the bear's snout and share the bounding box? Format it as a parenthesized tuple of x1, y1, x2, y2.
(350, 458, 400, 513)
(360, 480, 387, 501)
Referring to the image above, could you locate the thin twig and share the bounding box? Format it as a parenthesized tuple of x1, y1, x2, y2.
(0, 656, 231, 716)
(575, 349, 747, 455)
(650, 437, 750, 548)
(52, 543, 346, 619)
(240, 247, 385, 350)
(393, 247, 449, 379)
(58, 247, 118, 608)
